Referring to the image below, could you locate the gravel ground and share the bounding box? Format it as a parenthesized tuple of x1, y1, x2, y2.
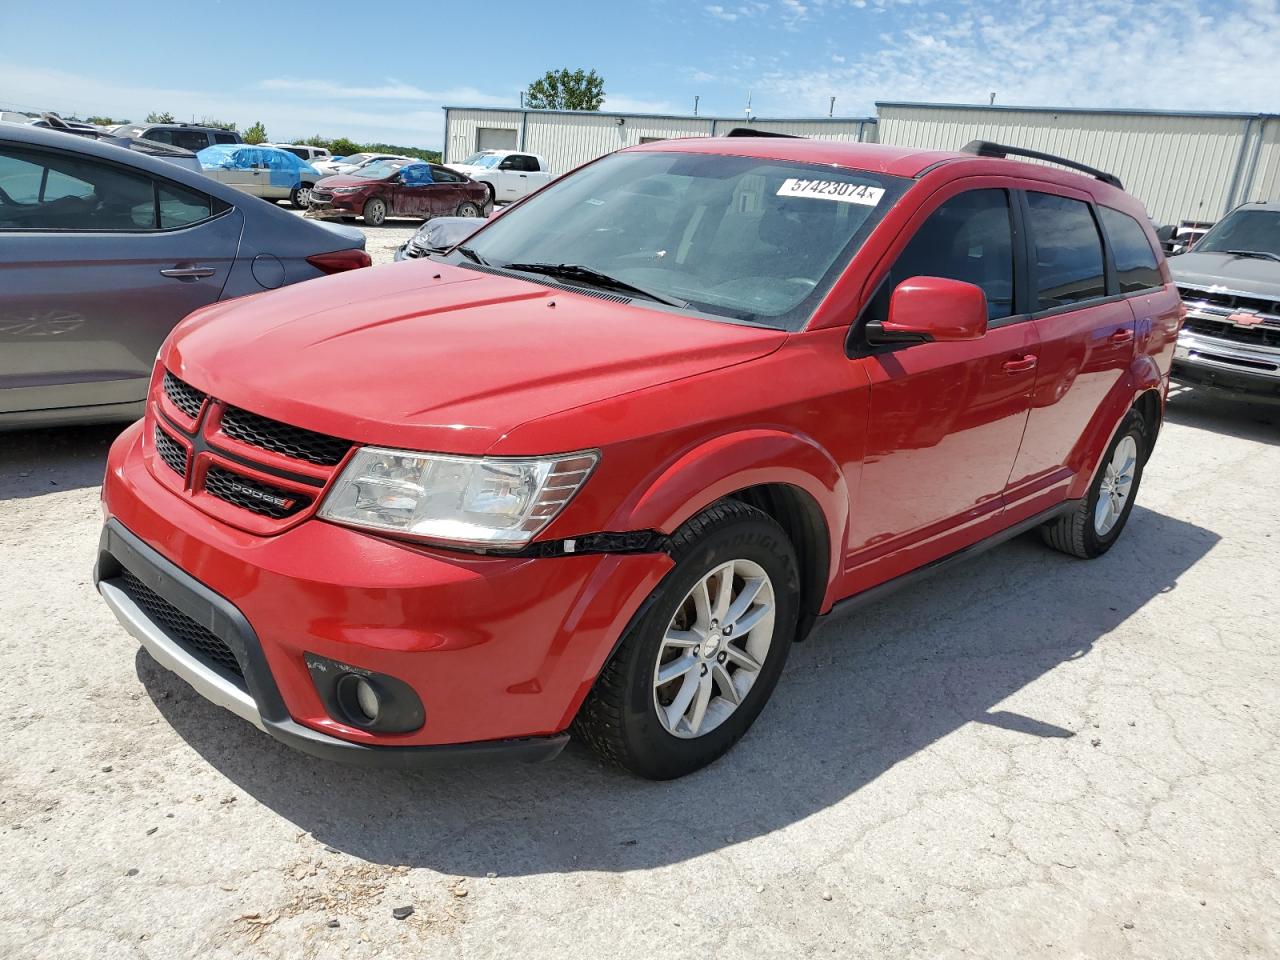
(1, 328, 1278, 957)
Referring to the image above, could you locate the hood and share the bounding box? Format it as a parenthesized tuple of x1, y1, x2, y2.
(315, 173, 382, 189)
(1170, 251, 1280, 299)
(164, 263, 786, 455)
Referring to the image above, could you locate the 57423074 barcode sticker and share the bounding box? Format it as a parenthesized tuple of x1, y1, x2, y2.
(776, 178, 884, 206)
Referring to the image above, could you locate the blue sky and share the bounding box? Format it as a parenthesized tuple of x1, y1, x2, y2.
(5, 0, 1280, 148)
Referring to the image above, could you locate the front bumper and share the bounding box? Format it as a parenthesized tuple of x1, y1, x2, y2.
(305, 195, 360, 219)
(96, 520, 568, 766)
(1173, 326, 1280, 400)
(98, 421, 672, 764)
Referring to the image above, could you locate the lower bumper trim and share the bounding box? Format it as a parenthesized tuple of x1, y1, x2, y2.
(94, 518, 569, 767)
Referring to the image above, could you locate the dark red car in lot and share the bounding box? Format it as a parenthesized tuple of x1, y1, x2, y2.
(97, 134, 1183, 779)
(307, 160, 491, 226)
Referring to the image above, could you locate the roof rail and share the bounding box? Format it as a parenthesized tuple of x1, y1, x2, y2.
(961, 140, 1123, 190)
(726, 127, 803, 138)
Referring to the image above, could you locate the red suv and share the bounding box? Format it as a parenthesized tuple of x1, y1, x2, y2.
(96, 135, 1183, 779)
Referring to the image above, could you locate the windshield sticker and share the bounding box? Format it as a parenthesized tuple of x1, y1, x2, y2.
(776, 178, 884, 206)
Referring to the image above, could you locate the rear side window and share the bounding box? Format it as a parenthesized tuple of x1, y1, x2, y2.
(1026, 192, 1106, 309)
(0, 145, 220, 231)
(144, 128, 176, 145)
(172, 131, 213, 152)
(157, 181, 214, 228)
(874, 188, 1016, 321)
(214, 132, 238, 144)
(1099, 207, 1162, 292)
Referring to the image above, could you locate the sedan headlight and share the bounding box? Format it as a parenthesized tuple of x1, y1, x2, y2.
(331, 186, 362, 195)
(318, 447, 598, 550)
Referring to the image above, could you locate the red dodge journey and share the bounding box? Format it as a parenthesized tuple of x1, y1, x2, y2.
(96, 134, 1183, 779)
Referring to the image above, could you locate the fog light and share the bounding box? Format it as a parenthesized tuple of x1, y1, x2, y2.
(354, 677, 380, 721)
(305, 653, 425, 734)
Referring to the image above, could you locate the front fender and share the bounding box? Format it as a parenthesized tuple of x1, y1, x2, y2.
(611, 429, 849, 595)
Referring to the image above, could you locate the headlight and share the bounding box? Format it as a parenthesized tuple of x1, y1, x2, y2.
(332, 186, 362, 194)
(318, 447, 598, 550)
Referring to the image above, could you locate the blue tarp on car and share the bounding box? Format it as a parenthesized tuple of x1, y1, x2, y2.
(400, 163, 434, 185)
(196, 145, 321, 189)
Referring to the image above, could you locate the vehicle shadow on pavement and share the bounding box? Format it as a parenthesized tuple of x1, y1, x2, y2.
(137, 504, 1218, 877)
(0, 422, 125, 501)
(1165, 386, 1280, 445)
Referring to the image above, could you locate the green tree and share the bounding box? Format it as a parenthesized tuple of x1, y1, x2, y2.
(146, 111, 175, 123)
(198, 117, 237, 131)
(86, 115, 128, 126)
(243, 121, 268, 145)
(525, 68, 605, 111)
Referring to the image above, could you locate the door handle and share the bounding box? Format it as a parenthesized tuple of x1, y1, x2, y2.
(160, 265, 216, 280)
(1002, 355, 1038, 374)
(1109, 328, 1135, 345)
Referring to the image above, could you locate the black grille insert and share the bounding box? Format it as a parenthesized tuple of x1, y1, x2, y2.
(153, 426, 188, 478)
(118, 570, 244, 681)
(220, 406, 351, 466)
(204, 465, 312, 519)
(1183, 315, 1280, 350)
(163, 372, 206, 420)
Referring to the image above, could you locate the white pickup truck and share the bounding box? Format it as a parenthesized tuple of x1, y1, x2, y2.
(445, 150, 553, 204)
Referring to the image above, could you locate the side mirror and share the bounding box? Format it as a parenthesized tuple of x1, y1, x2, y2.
(871, 276, 988, 344)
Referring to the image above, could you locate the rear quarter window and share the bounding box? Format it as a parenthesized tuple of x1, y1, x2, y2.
(1099, 206, 1162, 292)
(1026, 192, 1106, 310)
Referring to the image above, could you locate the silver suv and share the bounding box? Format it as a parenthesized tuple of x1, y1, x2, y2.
(1172, 201, 1280, 402)
(110, 123, 241, 152)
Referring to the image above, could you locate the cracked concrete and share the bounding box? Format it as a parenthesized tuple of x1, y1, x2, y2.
(1, 368, 1277, 958)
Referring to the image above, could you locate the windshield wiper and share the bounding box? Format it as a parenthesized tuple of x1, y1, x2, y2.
(1225, 249, 1280, 263)
(500, 262, 688, 307)
(455, 244, 489, 266)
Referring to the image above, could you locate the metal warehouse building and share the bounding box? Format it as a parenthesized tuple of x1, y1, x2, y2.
(441, 107, 876, 175)
(444, 102, 1280, 225)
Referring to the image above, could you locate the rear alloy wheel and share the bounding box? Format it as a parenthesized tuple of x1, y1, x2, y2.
(291, 184, 313, 209)
(1041, 409, 1147, 559)
(574, 499, 799, 779)
(363, 197, 387, 226)
(456, 201, 481, 218)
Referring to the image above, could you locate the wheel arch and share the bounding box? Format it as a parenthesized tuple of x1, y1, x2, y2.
(1067, 358, 1165, 499)
(614, 429, 848, 626)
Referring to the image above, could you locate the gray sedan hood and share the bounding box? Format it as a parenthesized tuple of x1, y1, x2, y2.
(1171, 251, 1280, 297)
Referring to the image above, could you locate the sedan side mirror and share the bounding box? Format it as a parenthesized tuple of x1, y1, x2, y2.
(870, 276, 988, 345)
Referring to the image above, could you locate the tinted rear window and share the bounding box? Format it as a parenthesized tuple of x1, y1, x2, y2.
(1026, 192, 1106, 310)
(1099, 207, 1162, 292)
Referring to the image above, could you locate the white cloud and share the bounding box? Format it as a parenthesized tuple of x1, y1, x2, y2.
(745, 0, 1280, 115)
(0, 64, 513, 148)
(603, 94, 683, 114)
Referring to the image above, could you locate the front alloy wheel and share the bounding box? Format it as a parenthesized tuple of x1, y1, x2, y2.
(653, 558, 775, 739)
(574, 499, 799, 779)
(363, 197, 387, 226)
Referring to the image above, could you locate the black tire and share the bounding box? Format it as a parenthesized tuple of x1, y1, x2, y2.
(362, 197, 387, 226)
(290, 183, 314, 209)
(456, 201, 481, 218)
(1041, 409, 1147, 559)
(573, 499, 800, 779)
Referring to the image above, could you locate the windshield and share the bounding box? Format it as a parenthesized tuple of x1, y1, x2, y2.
(342, 153, 374, 165)
(461, 153, 502, 168)
(352, 160, 404, 179)
(453, 151, 908, 329)
(1195, 209, 1280, 258)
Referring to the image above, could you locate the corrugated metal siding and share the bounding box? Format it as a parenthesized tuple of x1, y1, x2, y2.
(707, 119, 871, 141)
(1242, 117, 1280, 204)
(878, 104, 1250, 224)
(524, 113, 715, 174)
(444, 108, 876, 174)
(443, 109, 524, 165)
